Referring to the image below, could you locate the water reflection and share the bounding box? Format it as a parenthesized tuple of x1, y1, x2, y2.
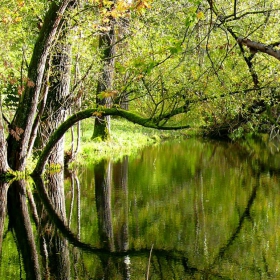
(36, 172, 70, 279)
(7, 180, 41, 279)
(1, 137, 280, 279)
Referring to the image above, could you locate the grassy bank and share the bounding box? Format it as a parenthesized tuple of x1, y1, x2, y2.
(66, 118, 193, 165)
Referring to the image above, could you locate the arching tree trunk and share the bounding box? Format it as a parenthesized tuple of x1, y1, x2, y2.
(33, 105, 190, 175)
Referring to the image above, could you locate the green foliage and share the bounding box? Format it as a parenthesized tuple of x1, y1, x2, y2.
(61, 137, 280, 278)
(0, 0, 48, 113)
(1, 0, 280, 174)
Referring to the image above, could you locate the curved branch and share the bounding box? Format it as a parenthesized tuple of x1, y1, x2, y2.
(32, 107, 190, 175)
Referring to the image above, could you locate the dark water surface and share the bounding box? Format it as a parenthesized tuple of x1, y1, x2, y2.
(1, 137, 280, 279)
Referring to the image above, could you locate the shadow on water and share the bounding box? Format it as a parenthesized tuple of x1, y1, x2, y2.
(1, 137, 280, 279)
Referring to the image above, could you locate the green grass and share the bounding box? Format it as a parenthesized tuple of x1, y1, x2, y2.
(65, 118, 192, 165)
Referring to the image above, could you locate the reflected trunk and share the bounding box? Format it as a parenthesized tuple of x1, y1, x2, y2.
(113, 156, 129, 252)
(95, 157, 131, 279)
(7, 180, 41, 280)
(113, 157, 131, 279)
(94, 160, 116, 279)
(67, 170, 81, 237)
(38, 171, 70, 280)
(0, 181, 8, 258)
(94, 160, 115, 251)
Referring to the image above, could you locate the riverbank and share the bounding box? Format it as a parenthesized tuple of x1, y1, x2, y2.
(66, 118, 195, 165)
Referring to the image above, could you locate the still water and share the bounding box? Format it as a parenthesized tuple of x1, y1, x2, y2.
(1, 137, 280, 279)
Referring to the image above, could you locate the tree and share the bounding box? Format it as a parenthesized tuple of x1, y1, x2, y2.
(237, 38, 280, 61)
(35, 16, 72, 166)
(92, 0, 117, 140)
(0, 0, 191, 177)
(2, 0, 280, 178)
(6, 0, 77, 171)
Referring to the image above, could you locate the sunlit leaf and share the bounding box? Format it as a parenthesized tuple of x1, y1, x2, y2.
(196, 11, 205, 20)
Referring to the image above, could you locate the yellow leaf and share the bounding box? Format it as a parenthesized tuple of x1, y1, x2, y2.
(196, 11, 205, 20)
(17, 0, 25, 7)
(135, 0, 152, 11)
(14, 17, 22, 23)
(116, 1, 130, 12)
(93, 111, 103, 118)
(110, 9, 119, 18)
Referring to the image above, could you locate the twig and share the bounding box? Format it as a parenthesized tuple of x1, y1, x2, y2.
(146, 244, 154, 280)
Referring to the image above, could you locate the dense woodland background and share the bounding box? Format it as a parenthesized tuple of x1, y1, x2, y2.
(1, 0, 280, 175)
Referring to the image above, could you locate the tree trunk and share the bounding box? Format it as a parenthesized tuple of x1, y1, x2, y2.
(92, 6, 116, 140)
(7, 0, 75, 171)
(0, 98, 10, 174)
(38, 26, 72, 167)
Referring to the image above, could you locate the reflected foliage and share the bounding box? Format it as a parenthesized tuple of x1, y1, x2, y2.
(1, 138, 280, 279)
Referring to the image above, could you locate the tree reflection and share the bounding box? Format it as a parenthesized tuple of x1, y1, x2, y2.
(0, 181, 8, 261)
(94, 160, 115, 252)
(4, 173, 71, 280)
(36, 171, 70, 280)
(7, 180, 41, 280)
(1, 139, 280, 279)
(113, 156, 130, 279)
(94, 158, 131, 279)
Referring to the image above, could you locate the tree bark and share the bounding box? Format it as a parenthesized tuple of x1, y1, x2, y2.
(237, 38, 280, 61)
(93, 2, 116, 140)
(7, 0, 76, 171)
(38, 24, 72, 167)
(0, 98, 10, 174)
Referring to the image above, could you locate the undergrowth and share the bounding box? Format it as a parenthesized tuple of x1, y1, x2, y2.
(65, 117, 192, 165)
